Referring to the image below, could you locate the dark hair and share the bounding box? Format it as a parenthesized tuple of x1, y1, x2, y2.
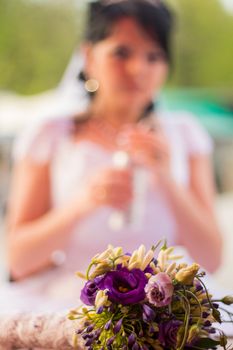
(85, 0, 174, 63)
(77, 0, 174, 119)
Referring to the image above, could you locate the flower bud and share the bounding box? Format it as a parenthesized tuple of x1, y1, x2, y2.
(142, 304, 156, 322)
(89, 262, 111, 279)
(221, 295, 233, 305)
(128, 250, 138, 266)
(96, 306, 104, 314)
(96, 248, 113, 261)
(164, 246, 174, 255)
(106, 336, 115, 346)
(138, 244, 146, 261)
(175, 263, 200, 285)
(128, 333, 136, 346)
(82, 333, 93, 340)
(141, 250, 154, 271)
(128, 260, 141, 270)
(157, 250, 166, 271)
(95, 290, 109, 309)
(75, 271, 86, 279)
(113, 318, 123, 334)
(165, 262, 177, 275)
(132, 343, 140, 350)
(85, 338, 94, 346)
(149, 261, 159, 273)
(86, 325, 94, 333)
(113, 246, 123, 257)
(219, 333, 228, 347)
(212, 308, 221, 323)
(104, 319, 112, 331)
(93, 328, 101, 340)
(195, 284, 203, 292)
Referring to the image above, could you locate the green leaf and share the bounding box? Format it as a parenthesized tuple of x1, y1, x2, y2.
(194, 337, 220, 348)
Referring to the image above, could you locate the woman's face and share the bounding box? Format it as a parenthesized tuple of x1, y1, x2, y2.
(84, 17, 169, 113)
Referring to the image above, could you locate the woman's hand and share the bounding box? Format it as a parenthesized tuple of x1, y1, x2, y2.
(119, 125, 171, 179)
(79, 168, 133, 213)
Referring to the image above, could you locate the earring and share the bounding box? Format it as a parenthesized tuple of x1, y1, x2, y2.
(84, 78, 99, 93)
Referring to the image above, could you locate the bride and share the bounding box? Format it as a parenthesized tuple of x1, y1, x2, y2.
(1, 0, 221, 312)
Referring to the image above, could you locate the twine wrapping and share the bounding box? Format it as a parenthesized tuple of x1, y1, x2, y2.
(0, 313, 84, 350)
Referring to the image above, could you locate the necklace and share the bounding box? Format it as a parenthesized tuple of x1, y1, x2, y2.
(72, 112, 121, 149)
(72, 111, 159, 150)
(93, 117, 121, 136)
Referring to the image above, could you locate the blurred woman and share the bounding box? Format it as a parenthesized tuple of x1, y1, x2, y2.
(4, 0, 221, 311)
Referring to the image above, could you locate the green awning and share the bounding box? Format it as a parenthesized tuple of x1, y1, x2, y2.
(160, 89, 233, 138)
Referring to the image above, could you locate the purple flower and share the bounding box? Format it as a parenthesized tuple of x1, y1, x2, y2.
(158, 320, 182, 348)
(142, 304, 156, 323)
(80, 277, 102, 305)
(113, 318, 123, 334)
(106, 336, 115, 346)
(145, 272, 174, 307)
(97, 268, 147, 305)
(128, 333, 136, 346)
(104, 320, 112, 330)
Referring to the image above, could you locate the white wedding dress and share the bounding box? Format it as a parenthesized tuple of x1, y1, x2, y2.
(0, 110, 213, 313)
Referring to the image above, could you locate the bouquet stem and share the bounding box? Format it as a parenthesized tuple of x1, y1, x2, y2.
(0, 313, 82, 349)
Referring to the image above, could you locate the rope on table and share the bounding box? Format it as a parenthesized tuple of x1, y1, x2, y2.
(0, 313, 84, 350)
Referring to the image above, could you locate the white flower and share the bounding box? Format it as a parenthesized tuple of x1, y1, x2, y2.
(128, 245, 154, 271)
(94, 290, 109, 309)
(157, 246, 182, 271)
(165, 262, 177, 276)
(157, 250, 167, 271)
(141, 250, 154, 271)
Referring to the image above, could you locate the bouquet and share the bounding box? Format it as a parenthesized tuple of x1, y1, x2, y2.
(69, 242, 233, 350)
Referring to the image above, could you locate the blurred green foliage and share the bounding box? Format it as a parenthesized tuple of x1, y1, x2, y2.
(0, 0, 84, 94)
(167, 0, 233, 89)
(0, 0, 232, 96)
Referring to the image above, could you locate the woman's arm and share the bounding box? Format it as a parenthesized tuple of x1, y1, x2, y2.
(121, 126, 222, 272)
(160, 154, 222, 273)
(7, 158, 132, 280)
(7, 159, 93, 280)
